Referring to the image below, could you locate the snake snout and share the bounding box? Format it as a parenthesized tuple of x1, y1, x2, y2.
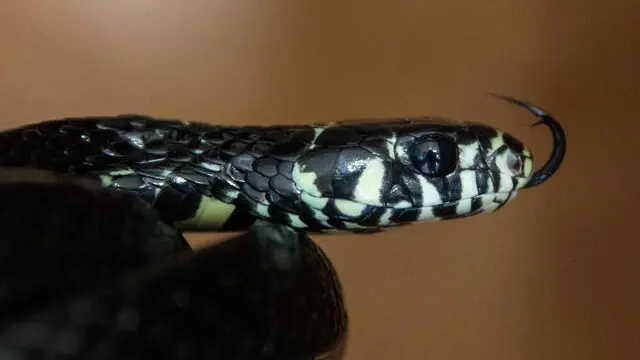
(489, 94, 566, 188)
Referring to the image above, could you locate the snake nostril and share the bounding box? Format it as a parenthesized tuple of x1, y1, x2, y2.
(507, 152, 523, 174)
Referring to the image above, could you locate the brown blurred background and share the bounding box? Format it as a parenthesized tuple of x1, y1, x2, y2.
(0, 1, 638, 359)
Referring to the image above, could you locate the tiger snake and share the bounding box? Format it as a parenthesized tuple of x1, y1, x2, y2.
(0, 94, 565, 359)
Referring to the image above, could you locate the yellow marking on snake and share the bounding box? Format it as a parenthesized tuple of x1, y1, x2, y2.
(176, 195, 236, 230)
(99, 170, 137, 187)
(99, 175, 114, 186)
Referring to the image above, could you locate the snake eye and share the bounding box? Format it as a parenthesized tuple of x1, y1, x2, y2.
(410, 134, 458, 177)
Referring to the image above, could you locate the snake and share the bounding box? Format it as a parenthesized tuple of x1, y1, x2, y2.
(0, 94, 565, 360)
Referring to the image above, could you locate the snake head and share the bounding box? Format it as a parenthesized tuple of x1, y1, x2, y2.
(291, 96, 565, 231)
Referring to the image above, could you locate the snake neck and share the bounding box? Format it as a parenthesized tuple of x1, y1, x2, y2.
(0, 116, 319, 232)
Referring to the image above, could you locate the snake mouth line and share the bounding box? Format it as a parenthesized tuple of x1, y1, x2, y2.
(300, 191, 518, 230)
(395, 191, 517, 221)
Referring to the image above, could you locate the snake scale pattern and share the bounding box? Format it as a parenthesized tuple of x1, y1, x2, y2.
(0, 94, 565, 360)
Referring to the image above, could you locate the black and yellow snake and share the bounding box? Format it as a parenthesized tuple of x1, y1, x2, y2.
(0, 94, 565, 359)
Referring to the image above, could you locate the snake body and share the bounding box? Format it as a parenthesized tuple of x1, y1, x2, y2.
(0, 95, 565, 359)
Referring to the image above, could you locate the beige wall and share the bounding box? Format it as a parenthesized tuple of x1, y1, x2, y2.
(1, 1, 637, 359)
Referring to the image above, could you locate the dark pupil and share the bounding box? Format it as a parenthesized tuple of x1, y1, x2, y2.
(411, 135, 457, 176)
